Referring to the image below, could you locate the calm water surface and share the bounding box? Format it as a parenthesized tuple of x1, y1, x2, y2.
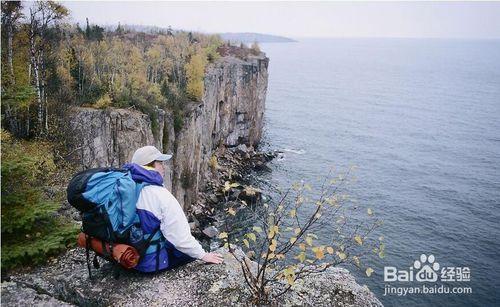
(259, 38, 500, 306)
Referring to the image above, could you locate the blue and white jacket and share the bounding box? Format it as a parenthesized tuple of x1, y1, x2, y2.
(123, 163, 206, 272)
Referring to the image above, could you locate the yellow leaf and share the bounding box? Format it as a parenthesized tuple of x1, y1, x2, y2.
(316, 250, 325, 260)
(306, 237, 313, 246)
(223, 243, 229, 248)
(313, 247, 325, 260)
(366, 267, 374, 277)
(294, 228, 301, 235)
(289, 209, 296, 218)
(299, 243, 306, 251)
(276, 253, 285, 260)
(252, 226, 263, 233)
(227, 207, 236, 216)
(354, 235, 363, 245)
(246, 233, 257, 242)
(268, 225, 279, 239)
(326, 246, 334, 254)
(290, 237, 297, 244)
(315, 213, 322, 219)
(218, 232, 228, 239)
(367, 208, 373, 215)
(243, 239, 250, 248)
(269, 239, 277, 252)
(283, 266, 296, 285)
(268, 253, 275, 260)
(267, 230, 275, 239)
(295, 252, 306, 263)
(337, 251, 347, 260)
(230, 182, 240, 188)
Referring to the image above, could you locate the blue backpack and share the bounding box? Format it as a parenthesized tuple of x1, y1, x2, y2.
(67, 167, 161, 277)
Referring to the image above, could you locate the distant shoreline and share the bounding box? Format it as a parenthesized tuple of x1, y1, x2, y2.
(219, 32, 297, 43)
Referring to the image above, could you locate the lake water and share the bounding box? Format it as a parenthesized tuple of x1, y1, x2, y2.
(259, 38, 500, 306)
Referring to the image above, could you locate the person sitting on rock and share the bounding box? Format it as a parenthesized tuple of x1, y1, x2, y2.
(124, 145, 223, 272)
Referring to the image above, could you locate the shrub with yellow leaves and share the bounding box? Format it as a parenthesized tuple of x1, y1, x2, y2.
(217, 167, 384, 305)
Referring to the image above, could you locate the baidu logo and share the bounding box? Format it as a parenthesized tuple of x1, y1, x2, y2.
(384, 253, 440, 282)
(383, 254, 472, 296)
(384, 254, 470, 283)
(414, 254, 440, 282)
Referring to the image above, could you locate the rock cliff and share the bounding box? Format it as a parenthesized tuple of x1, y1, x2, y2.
(68, 55, 268, 209)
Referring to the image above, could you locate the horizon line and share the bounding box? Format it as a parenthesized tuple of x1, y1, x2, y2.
(65, 20, 500, 41)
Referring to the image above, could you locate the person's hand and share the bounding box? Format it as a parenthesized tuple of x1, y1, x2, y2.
(201, 252, 224, 264)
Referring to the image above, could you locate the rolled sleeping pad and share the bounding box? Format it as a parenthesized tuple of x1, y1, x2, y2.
(77, 233, 140, 269)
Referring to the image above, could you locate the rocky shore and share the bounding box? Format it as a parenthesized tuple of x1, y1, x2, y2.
(188, 144, 276, 238)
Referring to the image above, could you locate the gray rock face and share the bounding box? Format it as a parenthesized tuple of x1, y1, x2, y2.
(170, 56, 269, 209)
(68, 55, 269, 209)
(68, 108, 156, 169)
(3, 248, 382, 306)
(1, 281, 73, 307)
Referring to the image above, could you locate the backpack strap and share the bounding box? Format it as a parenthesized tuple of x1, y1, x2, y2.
(138, 225, 162, 260)
(101, 240, 108, 259)
(155, 244, 161, 271)
(85, 234, 93, 279)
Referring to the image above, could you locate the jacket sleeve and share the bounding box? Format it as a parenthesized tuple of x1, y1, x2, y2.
(156, 188, 207, 260)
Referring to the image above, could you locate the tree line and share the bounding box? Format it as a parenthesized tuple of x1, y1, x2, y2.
(1, 0, 224, 140)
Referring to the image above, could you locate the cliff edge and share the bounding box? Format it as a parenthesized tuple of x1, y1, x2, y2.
(2, 248, 382, 306)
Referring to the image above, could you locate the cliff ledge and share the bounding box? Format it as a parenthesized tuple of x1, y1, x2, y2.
(2, 248, 382, 306)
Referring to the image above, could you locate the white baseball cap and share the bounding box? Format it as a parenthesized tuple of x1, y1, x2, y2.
(131, 146, 172, 166)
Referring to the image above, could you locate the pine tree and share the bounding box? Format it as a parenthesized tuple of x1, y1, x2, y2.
(1, 130, 79, 271)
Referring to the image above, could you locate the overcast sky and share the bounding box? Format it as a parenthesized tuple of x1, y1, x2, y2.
(58, 1, 500, 39)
